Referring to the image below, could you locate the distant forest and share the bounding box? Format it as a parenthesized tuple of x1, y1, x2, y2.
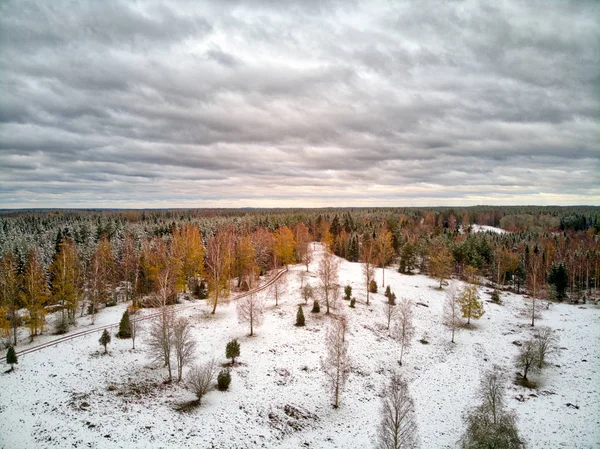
(0, 206, 598, 342)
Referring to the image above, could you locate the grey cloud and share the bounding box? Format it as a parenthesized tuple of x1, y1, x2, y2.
(0, 0, 598, 208)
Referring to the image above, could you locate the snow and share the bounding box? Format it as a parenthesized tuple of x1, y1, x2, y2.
(470, 224, 508, 234)
(1, 244, 599, 449)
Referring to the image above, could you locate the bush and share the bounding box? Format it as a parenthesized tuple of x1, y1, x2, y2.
(226, 339, 240, 364)
(491, 290, 501, 303)
(350, 298, 356, 308)
(385, 285, 392, 299)
(311, 300, 320, 313)
(370, 280, 378, 293)
(217, 369, 231, 391)
(344, 285, 352, 300)
(117, 309, 132, 338)
(187, 359, 218, 405)
(389, 292, 396, 305)
(54, 314, 70, 335)
(296, 304, 305, 326)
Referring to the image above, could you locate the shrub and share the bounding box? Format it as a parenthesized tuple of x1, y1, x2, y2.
(350, 298, 356, 308)
(491, 290, 501, 303)
(389, 292, 396, 305)
(54, 314, 70, 335)
(311, 300, 320, 313)
(296, 304, 305, 326)
(385, 285, 392, 299)
(217, 369, 231, 391)
(370, 280, 378, 293)
(226, 339, 240, 365)
(117, 309, 132, 338)
(344, 285, 352, 300)
(187, 359, 218, 405)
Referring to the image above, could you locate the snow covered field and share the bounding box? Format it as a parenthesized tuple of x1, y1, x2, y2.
(1, 244, 598, 449)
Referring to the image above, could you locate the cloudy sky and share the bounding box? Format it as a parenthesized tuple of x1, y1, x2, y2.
(0, 0, 598, 208)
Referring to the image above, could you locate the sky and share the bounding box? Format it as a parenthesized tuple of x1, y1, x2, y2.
(0, 0, 598, 209)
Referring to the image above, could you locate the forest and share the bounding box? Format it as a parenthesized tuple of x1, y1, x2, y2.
(0, 206, 598, 344)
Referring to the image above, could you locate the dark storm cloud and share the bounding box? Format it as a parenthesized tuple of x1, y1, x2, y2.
(0, 0, 598, 208)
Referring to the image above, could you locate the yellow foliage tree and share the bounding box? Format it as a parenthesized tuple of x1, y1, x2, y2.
(22, 248, 50, 340)
(274, 226, 296, 269)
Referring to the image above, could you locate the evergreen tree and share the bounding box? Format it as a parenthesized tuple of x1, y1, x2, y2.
(514, 260, 526, 294)
(296, 304, 305, 326)
(6, 346, 18, 371)
(344, 285, 352, 300)
(311, 300, 320, 313)
(226, 338, 240, 364)
(548, 263, 568, 301)
(217, 368, 231, 391)
(99, 329, 111, 354)
(117, 309, 132, 338)
(369, 279, 378, 293)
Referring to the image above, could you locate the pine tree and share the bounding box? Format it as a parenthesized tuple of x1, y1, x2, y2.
(6, 346, 18, 371)
(226, 338, 240, 365)
(548, 263, 568, 301)
(296, 304, 305, 326)
(99, 329, 111, 354)
(117, 309, 132, 338)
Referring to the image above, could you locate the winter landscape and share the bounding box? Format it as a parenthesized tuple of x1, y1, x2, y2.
(1, 0, 599, 448)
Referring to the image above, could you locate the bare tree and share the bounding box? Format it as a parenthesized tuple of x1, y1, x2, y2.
(301, 284, 314, 305)
(270, 275, 286, 307)
(130, 311, 141, 350)
(237, 292, 265, 336)
(300, 270, 308, 289)
(377, 372, 418, 449)
(361, 235, 376, 306)
(533, 326, 558, 370)
(382, 297, 398, 336)
(186, 358, 218, 406)
(323, 317, 350, 408)
(515, 339, 539, 381)
(527, 248, 543, 327)
(173, 316, 197, 382)
(147, 296, 175, 382)
(318, 249, 340, 314)
(460, 366, 524, 449)
(443, 282, 463, 343)
(392, 298, 415, 366)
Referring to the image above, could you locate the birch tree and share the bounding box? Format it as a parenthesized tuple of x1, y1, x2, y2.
(377, 372, 418, 449)
(392, 298, 415, 366)
(237, 292, 265, 337)
(318, 249, 339, 314)
(323, 317, 350, 408)
(376, 229, 394, 288)
(173, 316, 196, 382)
(443, 282, 463, 343)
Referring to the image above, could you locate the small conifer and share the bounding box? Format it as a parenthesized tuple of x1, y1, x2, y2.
(117, 309, 132, 338)
(217, 369, 231, 391)
(296, 304, 305, 326)
(99, 329, 111, 354)
(6, 346, 18, 371)
(226, 338, 240, 365)
(311, 300, 320, 313)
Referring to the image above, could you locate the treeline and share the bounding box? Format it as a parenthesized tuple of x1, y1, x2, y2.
(0, 206, 598, 344)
